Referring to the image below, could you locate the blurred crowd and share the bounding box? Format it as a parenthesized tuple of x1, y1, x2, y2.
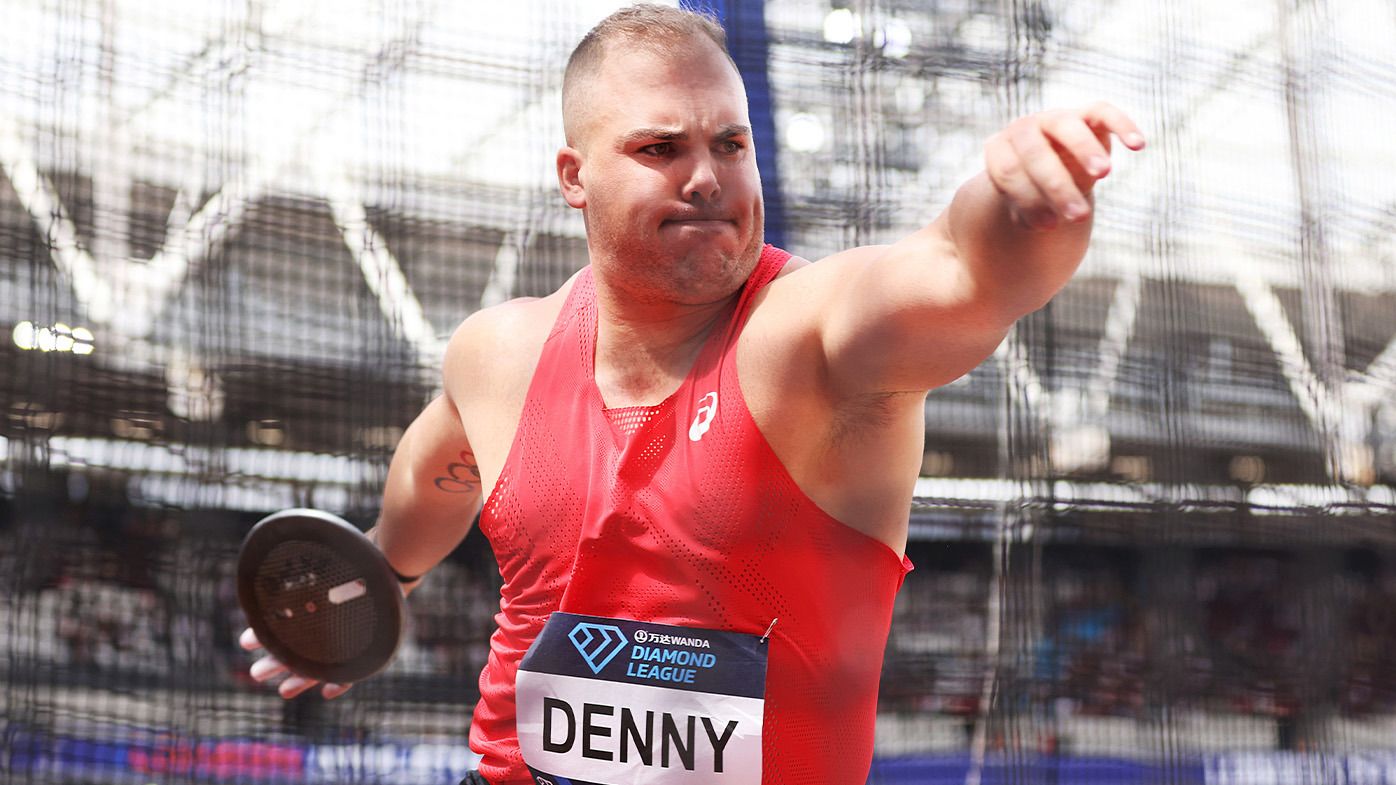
(5, 504, 1396, 744)
(880, 543, 1396, 727)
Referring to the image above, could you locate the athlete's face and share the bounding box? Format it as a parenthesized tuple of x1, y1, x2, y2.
(558, 39, 765, 306)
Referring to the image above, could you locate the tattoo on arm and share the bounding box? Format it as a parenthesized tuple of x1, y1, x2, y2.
(434, 450, 481, 494)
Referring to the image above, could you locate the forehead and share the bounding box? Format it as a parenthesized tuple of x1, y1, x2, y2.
(587, 40, 749, 129)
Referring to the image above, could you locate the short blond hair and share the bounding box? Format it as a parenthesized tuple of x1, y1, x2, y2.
(562, 4, 737, 145)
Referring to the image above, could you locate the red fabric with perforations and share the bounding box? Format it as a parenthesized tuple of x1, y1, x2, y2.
(469, 245, 913, 784)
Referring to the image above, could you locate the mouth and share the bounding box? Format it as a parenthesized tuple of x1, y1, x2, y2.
(662, 217, 735, 229)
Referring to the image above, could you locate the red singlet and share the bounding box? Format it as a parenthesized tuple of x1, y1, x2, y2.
(470, 245, 912, 784)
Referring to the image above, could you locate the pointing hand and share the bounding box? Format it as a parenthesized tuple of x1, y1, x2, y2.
(984, 102, 1145, 231)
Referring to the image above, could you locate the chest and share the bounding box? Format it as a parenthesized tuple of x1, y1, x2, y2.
(486, 344, 777, 549)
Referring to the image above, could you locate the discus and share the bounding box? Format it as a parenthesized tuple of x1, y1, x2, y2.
(237, 508, 405, 685)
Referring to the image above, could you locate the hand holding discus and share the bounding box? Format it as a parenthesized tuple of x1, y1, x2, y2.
(236, 508, 418, 699)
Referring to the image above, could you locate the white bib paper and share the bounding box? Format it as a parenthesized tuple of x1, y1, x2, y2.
(515, 613, 768, 785)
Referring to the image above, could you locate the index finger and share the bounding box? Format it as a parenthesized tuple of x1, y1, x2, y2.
(1084, 102, 1145, 150)
(239, 627, 262, 651)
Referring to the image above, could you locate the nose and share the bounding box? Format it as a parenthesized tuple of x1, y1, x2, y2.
(683, 152, 721, 203)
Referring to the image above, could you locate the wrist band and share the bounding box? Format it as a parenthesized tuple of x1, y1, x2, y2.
(388, 563, 424, 584)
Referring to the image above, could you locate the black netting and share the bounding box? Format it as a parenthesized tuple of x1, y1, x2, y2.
(2, 1, 1394, 784)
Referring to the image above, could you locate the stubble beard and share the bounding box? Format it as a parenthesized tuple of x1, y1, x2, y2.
(593, 209, 766, 306)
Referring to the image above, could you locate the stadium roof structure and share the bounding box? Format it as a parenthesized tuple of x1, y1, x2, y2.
(1, 0, 1394, 529)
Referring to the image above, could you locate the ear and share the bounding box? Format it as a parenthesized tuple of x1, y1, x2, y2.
(556, 146, 586, 209)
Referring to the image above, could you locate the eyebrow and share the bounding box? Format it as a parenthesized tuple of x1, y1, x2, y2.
(617, 124, 752, 147)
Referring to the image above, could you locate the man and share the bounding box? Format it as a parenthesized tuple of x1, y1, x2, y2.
(243, 5, 1144, 784)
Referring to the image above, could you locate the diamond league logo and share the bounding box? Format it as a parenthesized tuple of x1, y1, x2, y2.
(568, 621, 629, 675)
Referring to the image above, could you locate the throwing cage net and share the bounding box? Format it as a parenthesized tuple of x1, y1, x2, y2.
(2, 0, 1394, 783)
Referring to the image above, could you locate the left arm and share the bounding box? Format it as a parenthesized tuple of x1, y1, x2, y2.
(785, 102, 1145, 396)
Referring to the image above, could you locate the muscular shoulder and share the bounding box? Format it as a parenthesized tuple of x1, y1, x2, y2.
(738, 246, 924, 553)
(442, 273, 579, 406)
(742, 246, 892, 388)
(751, 245, 889, 322)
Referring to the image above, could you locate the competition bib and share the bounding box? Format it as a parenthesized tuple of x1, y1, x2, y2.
(515, 612, 769, 785)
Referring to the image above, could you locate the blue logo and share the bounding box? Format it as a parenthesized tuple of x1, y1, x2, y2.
(568, 622, 628, 674)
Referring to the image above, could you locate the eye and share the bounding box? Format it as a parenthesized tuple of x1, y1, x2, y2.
(718, 140, 744, 154)
(641, 142, 675, 157)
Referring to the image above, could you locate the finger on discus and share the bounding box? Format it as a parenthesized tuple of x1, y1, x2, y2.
(239, 628, 262, 651)
(250, 655, 289, 683)
(279, 675, 319, 700)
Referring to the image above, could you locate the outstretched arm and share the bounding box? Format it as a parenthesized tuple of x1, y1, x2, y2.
(793, 102, 1145, 396)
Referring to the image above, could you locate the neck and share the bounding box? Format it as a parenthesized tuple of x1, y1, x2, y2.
(590, 274, 739, 408)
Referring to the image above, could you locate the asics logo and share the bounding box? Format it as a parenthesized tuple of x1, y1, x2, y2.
(568, 622, 628, 674)
(689, 391, 718, 442)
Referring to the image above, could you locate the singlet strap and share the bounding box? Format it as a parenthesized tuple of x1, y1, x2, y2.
(547, 266, 595, 340)
(750, 243, 793, 291)
(716, 244, 793, 348)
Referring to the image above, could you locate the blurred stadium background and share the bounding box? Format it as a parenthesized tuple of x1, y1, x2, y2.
(3, 0, 1396, 782)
